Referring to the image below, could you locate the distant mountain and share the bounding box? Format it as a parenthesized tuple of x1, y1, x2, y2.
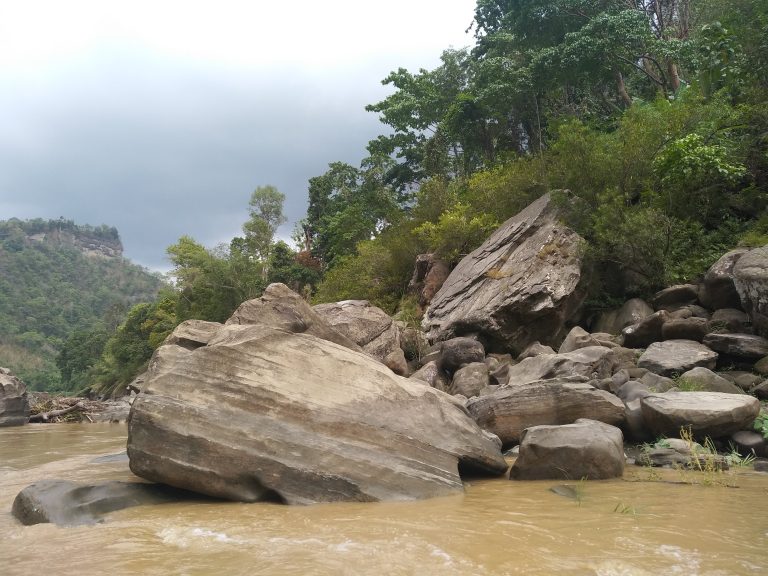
(0, 218, 165, 390)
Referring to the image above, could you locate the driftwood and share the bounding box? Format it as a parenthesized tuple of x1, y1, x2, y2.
(29, 402, 85, 423)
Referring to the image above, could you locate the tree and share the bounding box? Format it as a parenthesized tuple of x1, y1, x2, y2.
(242, 185, 287, 272)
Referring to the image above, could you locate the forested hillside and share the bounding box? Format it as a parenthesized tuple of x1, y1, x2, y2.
(0, 218, 164, 391)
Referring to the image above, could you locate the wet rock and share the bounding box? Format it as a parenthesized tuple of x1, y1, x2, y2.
(733, 246, 768, 336)
(0, 367, 29, 427)
(510, 419, 625, 480)
(423, 194, 586, 354)
(699, 249, 749, 310)
(677, 367, 745, 394)
(637, 340, 718, 377)
(450, 363, 489, 399)
(702, 333, 768, 360)
(640, 392, 760, 439)
(622, 311, 668, 348)
(128, 322, 507, 504)
(558, 326, 602, 353)
(505, 346, 618, 387)
(12, 479, 193, 526)
(467, 380, 625, 446)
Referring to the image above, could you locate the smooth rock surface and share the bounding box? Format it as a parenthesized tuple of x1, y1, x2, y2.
(558, 326, 602, 353)
(423, 194, 585, 353)
(505, 346, 618, 386)
(450, 363, 490, 399)
(640, 392, 760, 438)
(593, 298, 654, 335)
(128, 324, 507, 504)
(702, 332, 768, 360)
(0, 367, 29, 427)
(733, 246, 768, 336)
(510, 419, 625, 480)
(467, 380, 625, 446)
(313, 300, 400, 362)
(700, 249, 748, 310)
(637, 340, 718, 376)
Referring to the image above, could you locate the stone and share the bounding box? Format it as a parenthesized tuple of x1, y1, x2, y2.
(466, 380, 625, 446)
(622, 311, 668, 348)
(226, 283, 361, 351)
(164, 319, 222, 349)
(755, 459, 768, 473)
(616, 380, 651, 402)
(592, 298, 654, 335)
(710, 308, 752, 333)
(639, 371, 676, 393)
(753, 356, 768, 376)
(661, 317, 709, 342)
(699, 249, 749, 310)
(128, 323, 507, 504)
(624, 399, 653, 443)
(450, 363, 490, 399)
(423, 193, 586, 354)
(505, 346, 618, 386)
(558, 326, 602, 353)
(640, 392, 760, 439)
(677, 367, 745, 394)
(749, 380, 768, 400)
(733, 246, 768, 337)
(510, 419, 625, 480)
(12, 479, 192, 526)
(398, 325, 430, 362)
(636, 447, 728, 470)
(407, 253, 451, 310)
(730, 431, 767, 458)
(409, 361, 450, 392)
(651, 284, 699, 310)
(0, 367, 29, 427)
(313, 299, 400, 363)
(721, 371, 763, 391)
(438, 337, 486, 374)
(517, 341, 556, 360)
(702, 332, 768, 360)
(383, 348, 408, 376)
(637, 340, 718, 377)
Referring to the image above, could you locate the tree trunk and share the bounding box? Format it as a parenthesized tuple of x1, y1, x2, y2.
(29, 402, 85, 423)
(667, 60, 681, 92)
(614, 70, 633, 107)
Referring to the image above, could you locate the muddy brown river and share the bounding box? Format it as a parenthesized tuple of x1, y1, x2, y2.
(1, 423, 767, 575)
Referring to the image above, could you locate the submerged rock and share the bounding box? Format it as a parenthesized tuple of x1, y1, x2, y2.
(128, 321, 507, 504)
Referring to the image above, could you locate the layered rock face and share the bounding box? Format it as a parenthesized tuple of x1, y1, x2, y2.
(127, 310, 507, 504)
(0, 367, 29, 427)
(422, 193, 586, 354)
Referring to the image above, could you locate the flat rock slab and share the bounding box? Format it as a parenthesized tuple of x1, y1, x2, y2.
(504, 346, 617, 386)
(510, 419, 625, 480)
(640, 392, 760, 439)
(128, 324, 507, 504)
(702, 333, 768, 359)
(637, 340, 717, 376)
(467, 380, 625, 446)
(12, 479, 194, 526)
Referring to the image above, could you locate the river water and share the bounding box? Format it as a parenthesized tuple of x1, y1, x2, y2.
(1, 423, 767, 575)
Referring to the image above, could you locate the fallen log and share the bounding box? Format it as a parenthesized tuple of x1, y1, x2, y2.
(29, 402, 85, 423)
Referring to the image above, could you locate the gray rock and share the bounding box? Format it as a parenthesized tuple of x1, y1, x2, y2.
(616, 380, 651, 402)
(749, 379, 768, 400)
(677, 367, 745, 394)
(0, 367, 29, 427)
(636, 447, 728, 470)
(624, 399, 653, 443)
(702, 332, 768, 360)
(450, 363, 490, 399)
(438, 337, 485, 374)
(733, 246, 768, 337)
(408, 253, 450, 310)
(505, 346, 618, 386)
(128, 323, 507, 504)
(409, 361, 450, 392)
(754, 459, 768, 472)
(700, 249, 749, 310)
(730, 431, 766, 458)
(313, 299, 400, 363)
(710, 308, 752, 333)
(661, 317, 709, 342)
(510, 419, 625, 480)
(517, 341, 556, 360)
(383, 348, 408, 376)
(423, 194, 586, 354)
(164, 319, 222, 349)
(558, 326, 602, 353)
(720, 371, 763, 391)
(639, 371, 676, 393)
(640, 392, 760, 439)
(622, 311, 668, 348)
(593, 298, 654, 335)
(12, 479, 192, 526)
(651, 284, 699, 310)
(467, 380, 625, 446)
(754, 356, 768, 376)
(637, 340, 718, 377)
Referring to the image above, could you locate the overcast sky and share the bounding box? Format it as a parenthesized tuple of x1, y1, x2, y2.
(0, 0, 477, 270)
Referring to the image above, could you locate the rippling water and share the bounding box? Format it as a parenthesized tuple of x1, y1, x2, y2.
(2, 424, 767, 575)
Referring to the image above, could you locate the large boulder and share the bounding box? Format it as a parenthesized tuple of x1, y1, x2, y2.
(408, 253, 450, 310)
(128, 323, 507, 504)
(593, 298, 654, 335)
(466, 380, 625, 446)
(622, 310, 668, 348)
(12, 479, 191, 526)
(504, 346, 618, 386)
(637, 340, 718, 376)
(558, 326, 602, 353)
(422, 193, 586, 353)
(640, 392, 760, 439)
(313, 300, 400, 362)
(702, 332, 768, 360)
(677, 367, 744, 394)
(510, 419, 625, 480)
(733, 246, 768, 337)
(226, 283, 361, 351)
(0, 367, 29, 427)
(700, 249, 749, 310)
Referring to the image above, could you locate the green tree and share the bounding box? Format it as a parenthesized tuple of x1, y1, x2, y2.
(242, 185, 287, 272)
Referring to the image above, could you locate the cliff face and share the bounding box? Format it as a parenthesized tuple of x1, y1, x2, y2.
(27, 227, 123, 259)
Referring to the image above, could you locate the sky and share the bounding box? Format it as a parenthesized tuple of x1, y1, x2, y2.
(0, 0, 477, 271)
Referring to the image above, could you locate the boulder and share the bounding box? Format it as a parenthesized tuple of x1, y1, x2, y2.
(466, 380, 625, 446)
(702, 332, 768, 360)
(637, 340, 718, 377)
(408, 253, 450, 310)
(313, 300, 400, 362)
(450, 363, 490, 398)
(0, 367, 29, 427)
(593, 298, 654, 335)
(438, 337, 486, 374)
(128, 324, 507, 504)
(164, 319, 222, 349)
(640, 392, 760, 439)
(677, 367, 744, 394)
(754, 356, 768, 376)
(505, 346, 618, 386)
(517, 341, 556, 360)
(558, 326, 602, 353)
(409, 361, 450, 392)
(510, 419, 625, 480)
(651, 284, 699, 310)
(624, 399, 653, 443)
(699, 249, 749, 310)
(710, 308, 752, 333)
(423, 193, 586, 354)
(730, 431, 767, 458)
(733, 246, 768, 337)
(12, 479, 191, 526)
(622, 311, 668, 348)
(383, 348, 408, 376)
(661, 317, 709, 342)
(749, 379, 768, 400)
(720, 370, 763, 391)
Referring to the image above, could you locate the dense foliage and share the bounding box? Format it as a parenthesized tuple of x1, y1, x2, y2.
(0, 218, 163, 391)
